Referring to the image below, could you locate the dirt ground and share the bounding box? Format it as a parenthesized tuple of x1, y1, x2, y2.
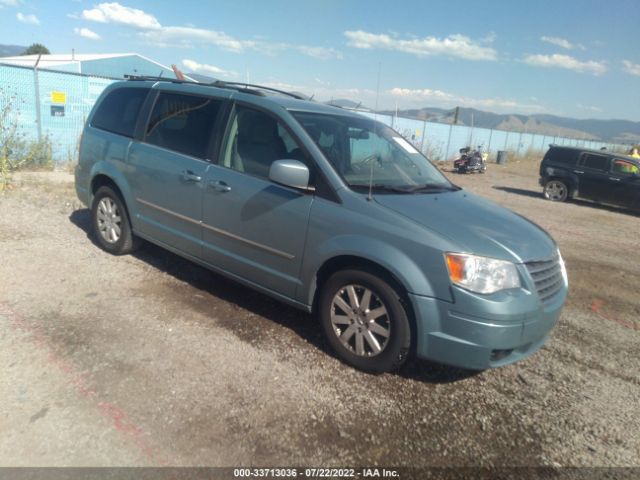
(0, 161, 638, 469)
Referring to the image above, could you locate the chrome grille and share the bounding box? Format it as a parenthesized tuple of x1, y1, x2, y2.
(525, 253, 564, 305)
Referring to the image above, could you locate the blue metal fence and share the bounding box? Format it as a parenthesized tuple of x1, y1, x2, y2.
(0, 63, 116, 162)
(361, 112, 625, 161)
(0, 63, 626, 163)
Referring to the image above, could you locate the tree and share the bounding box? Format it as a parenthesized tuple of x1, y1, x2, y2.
(21, 43, 50, 56)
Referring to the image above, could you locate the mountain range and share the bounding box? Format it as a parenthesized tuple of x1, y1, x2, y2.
(328, 100, 640, 144)
(0, 44, 27, 57)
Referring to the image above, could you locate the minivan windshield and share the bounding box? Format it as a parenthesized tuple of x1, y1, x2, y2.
(292, 111, 455, 193)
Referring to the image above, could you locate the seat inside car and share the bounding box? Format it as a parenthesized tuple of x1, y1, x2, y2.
(236, 110, 287, 178)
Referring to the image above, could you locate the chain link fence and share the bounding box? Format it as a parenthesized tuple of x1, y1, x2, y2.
(0, 63, 116, 163)
(0, 62, 628, 164)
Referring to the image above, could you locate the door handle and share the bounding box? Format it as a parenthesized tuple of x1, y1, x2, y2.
(181, 170, 202, 182)
(608, 177, 621, 181)
(209, 180, 231, 192)
(573, 170, 584, 174)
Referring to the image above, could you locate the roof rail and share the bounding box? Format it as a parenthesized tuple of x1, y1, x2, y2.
(124, 74, 191, 84)
(212, 81, 308, 100)
(123, 75, 307, 100)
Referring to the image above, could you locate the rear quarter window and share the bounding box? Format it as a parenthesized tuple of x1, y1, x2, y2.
(544, 148, 579, 166)
(91, 87, 149, 138)
(580, 153, 609, 171)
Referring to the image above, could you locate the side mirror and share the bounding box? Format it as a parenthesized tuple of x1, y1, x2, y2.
(269, 159, 310, 190)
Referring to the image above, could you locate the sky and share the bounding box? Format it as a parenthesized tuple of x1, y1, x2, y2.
(1, 0, 639, 121)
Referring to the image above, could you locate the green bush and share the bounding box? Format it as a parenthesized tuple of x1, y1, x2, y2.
(0, 100, 53, 190)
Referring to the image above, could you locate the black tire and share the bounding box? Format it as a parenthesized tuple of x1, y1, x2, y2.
(318, 269, 411, 373)
(543, 179, 569, 202)
(91, 186, 141, 255)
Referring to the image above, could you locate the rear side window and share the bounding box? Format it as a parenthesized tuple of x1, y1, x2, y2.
(91, 87, 149, 138)
(580, 153, 609, 171)
(544, 148, 579, 166)
(145, 92, 223, 159)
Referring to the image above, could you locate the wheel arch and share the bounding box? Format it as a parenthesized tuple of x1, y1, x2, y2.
(89, 163, 137, 228)
(543, 173, 578, 198)
(309, 254, 420, 355)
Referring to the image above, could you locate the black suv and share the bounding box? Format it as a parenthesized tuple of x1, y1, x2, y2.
(539, 145, 640, 210)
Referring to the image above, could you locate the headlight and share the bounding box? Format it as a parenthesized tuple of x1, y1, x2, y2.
(558, 248, 568, 286)
(445, 252, 521, 294)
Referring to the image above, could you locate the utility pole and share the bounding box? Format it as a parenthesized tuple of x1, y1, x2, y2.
(33, 54, 42, 141)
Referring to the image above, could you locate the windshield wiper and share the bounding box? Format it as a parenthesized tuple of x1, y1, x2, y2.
(403, 183, 461, 193)
(350, 183, 415, 193)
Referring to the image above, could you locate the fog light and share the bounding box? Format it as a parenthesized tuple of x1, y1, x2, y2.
(490, 349, 513, 362)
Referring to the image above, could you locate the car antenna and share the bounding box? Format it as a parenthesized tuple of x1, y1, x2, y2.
(368, 62, 382, 202)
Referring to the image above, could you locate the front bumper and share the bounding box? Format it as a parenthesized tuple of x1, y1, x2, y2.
(409, 284, 566, 369)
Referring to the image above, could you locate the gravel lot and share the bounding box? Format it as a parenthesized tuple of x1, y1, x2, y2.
(0, 162, 638, 468)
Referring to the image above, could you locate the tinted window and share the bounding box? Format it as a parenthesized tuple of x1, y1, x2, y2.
(581, 153, 609, 171)
(91, 87, 149, 138)
(545, 147, 579, 165)
(146, 92, 222, 159)
(221, 106, 309, 179)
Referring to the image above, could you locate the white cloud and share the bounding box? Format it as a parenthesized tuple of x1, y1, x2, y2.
(0, 0, 20, 7)
(344, 30, 497, 61)
(622, 60, 640, 76)
(296, 46, 343, 60)
(16, 12, 39, 25)
(181, 59, 237, 78)
(389, 87, 545, 114)
(141, 25, 342, 59)
(541, 36, 573, 50)
(80, 3, 341, 60)
(523, 53, 606, 75)
(81, 2, 160, 29)
(541, 36, 586, 51)
(74, 27, 101, 40)
(140, 26, 255, 52)
(577, 103, 602, 113)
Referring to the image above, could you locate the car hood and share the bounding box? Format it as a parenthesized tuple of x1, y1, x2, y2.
(374, 190, 556, 263)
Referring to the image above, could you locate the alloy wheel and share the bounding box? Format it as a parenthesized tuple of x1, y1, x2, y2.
(96, 197, 122, 244)
(330, 284, 391, 357)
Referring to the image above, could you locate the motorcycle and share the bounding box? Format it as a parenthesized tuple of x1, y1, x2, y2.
(454, 146, 487, 174)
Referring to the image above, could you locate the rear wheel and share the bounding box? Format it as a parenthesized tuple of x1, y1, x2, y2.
(91, 186, 141, 255)
(543, 179, 569, 202)
(319, 269, 411, 373)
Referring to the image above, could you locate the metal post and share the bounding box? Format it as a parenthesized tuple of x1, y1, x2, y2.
(504, 131, 509, 151)
(487, 128, 493, 154)
(33, 54, 42, 141)
(445, 123, 453, 160)
(420, 119, 427, 153)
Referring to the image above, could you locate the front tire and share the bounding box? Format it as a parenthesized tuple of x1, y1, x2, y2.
(319, 269, 411, 373)
(543, 179, 569, 202)
(91, 186, 141, 255)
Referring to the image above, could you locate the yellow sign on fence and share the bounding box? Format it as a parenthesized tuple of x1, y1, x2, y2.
(51, 91, 66, 104)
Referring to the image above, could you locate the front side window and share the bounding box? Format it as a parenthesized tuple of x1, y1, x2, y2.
(145, 92, 222, 159)
(91, 87, 149, 138)
(612, 159, 639, 176)
(580, 153, 609, 171)
(221, 105, 309, 179)
(292, 111, 454, 193)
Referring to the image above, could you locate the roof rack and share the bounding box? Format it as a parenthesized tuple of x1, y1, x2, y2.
(212, 81, 308, 100)
(123, 75, 307, 100)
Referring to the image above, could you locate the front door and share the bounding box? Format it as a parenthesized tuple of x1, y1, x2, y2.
(575, 153, 610, 201)
(606, 158, 640, 209)
(128, 91, 225, 257)
(201, 104, 314, 299)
